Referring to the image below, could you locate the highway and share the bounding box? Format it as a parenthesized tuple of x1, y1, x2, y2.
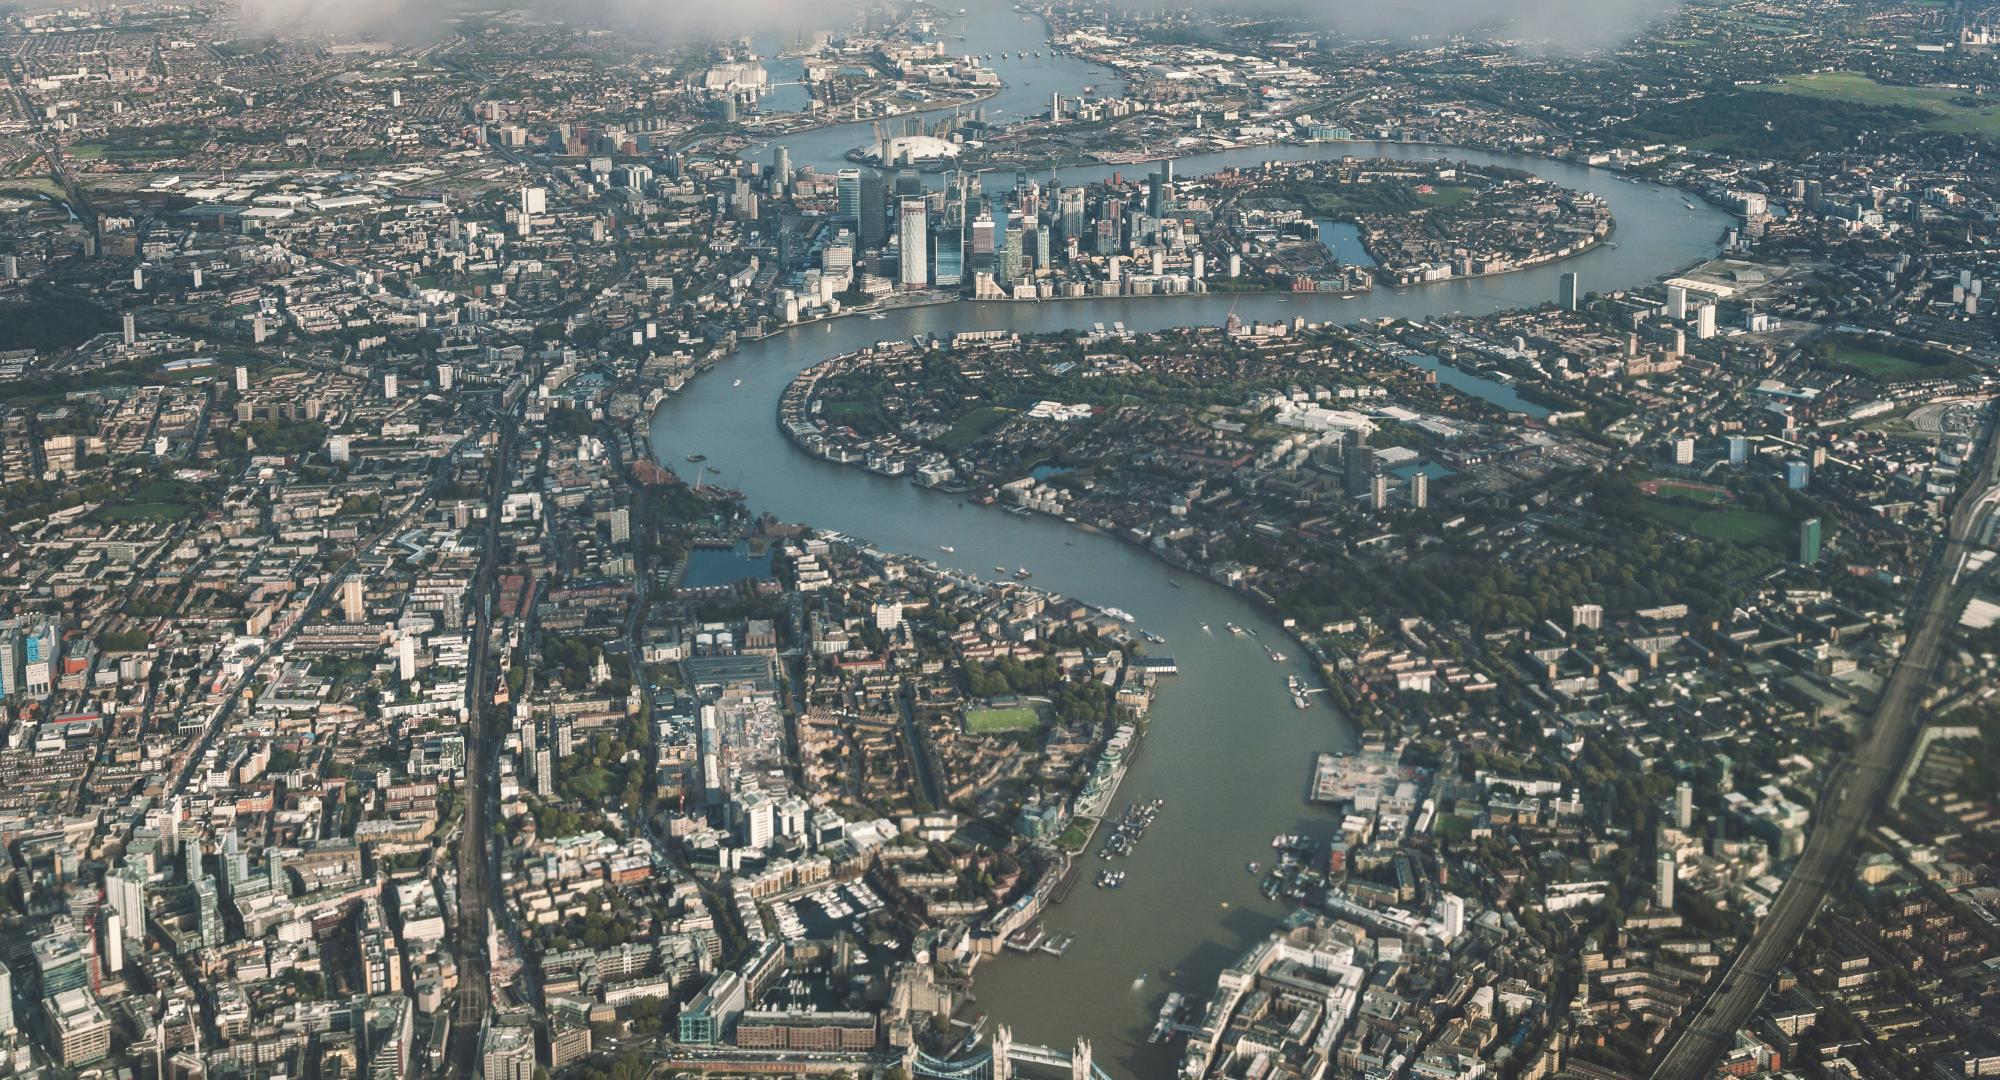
(1650, 409, 2000, 1080)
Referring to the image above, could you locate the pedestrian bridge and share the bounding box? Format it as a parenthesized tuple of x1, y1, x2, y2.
(911, 1026, 1115, 1080)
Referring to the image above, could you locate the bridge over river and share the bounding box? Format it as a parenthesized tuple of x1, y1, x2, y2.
(913, 1026, 1113, 1080)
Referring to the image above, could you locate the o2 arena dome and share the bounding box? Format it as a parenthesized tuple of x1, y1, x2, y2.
(859, 133, 961, 168)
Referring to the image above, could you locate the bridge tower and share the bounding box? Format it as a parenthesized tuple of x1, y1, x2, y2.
(903, 1040, 920, 1076)
(992, 1025, 1014, 1080)
(1071, 1037, 1092, 1080)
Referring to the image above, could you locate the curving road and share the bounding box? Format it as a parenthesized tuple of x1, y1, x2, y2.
(1651, 408, 2000, 1079)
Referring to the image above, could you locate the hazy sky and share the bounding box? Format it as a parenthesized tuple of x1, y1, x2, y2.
(228, 0, 1675, 49)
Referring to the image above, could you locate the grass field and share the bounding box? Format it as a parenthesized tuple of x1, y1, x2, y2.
(1831, 342, 1928, 379)
(1056, 820, 1094, 852)
(70, 143, 186, 163)
(821, 400, 879, 422)
(1639, 501, 1791, 546)
(966, 705, 1040, 733)
(1306, 192, 1356, 215)
(0, 178, 64, 198)
(933, 406, 1013, 451)
(1767, 72, 2000, 139)
(1824, 340, 1951, 381)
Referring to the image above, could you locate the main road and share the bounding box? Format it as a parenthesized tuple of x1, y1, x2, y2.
(1650, 408, 2000, 1079)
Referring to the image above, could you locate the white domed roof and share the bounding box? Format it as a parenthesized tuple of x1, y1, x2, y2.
(871, 134, 960, 165)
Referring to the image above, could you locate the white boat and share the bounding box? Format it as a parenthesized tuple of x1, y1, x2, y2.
(1200, 623, 1212, 634)
(732, 378, 742, 386)
(1150, 993, 1184, 1044)
(939, 544, 956, 553)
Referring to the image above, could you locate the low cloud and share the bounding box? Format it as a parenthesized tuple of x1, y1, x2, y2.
(1153, 0, 1680, 51)
(229, 0, 829, 41)
(1321, 0, 1676, 49)
(231, 0, 452, 39)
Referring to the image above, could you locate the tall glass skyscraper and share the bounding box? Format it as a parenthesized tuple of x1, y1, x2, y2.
(859, 173, 887, 248)
(835, 169, 861, 226)
(899, 198, 928, 288)
(933, 222, 964, 287)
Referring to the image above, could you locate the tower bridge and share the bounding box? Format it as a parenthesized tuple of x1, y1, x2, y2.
(910, 1025, 1116, 1080)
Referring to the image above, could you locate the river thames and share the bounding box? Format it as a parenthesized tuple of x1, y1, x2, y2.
(650, 5, 1733, 1072)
